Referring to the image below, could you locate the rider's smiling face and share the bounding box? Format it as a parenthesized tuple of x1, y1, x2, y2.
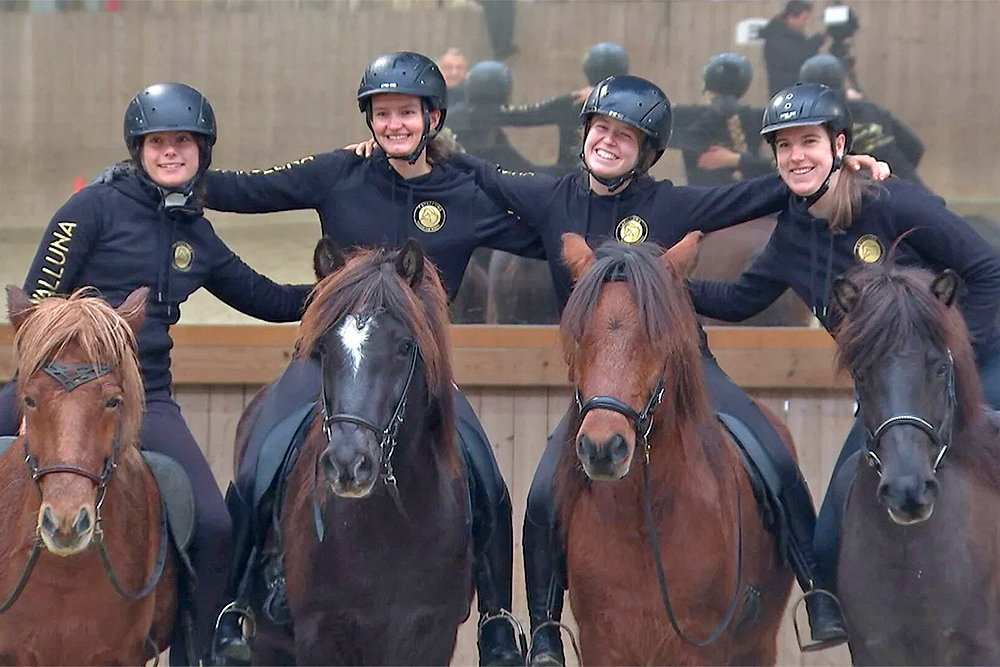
(774, 124, 846, 197)
(141, 131, 200, 189)
(583, 115, 643, 180)
(370, 93, 441, 159)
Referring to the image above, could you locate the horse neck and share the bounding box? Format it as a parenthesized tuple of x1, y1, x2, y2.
(0, 444, 40, 556)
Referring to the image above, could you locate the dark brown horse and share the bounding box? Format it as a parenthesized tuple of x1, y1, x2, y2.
(832, 263, 1000, 665)
(0, 287, 176, 665)
(235, 239, 472, 665)
(553, 233, 794, 665)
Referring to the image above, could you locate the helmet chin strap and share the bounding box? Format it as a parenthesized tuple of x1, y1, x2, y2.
(133, 141, 210, 216)
(789, 136, 843, 213)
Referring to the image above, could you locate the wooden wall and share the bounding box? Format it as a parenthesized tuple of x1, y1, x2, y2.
(0, 0, 998, 232)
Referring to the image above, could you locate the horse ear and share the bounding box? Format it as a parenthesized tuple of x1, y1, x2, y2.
(931, 269, 960, 307)
(395, 238, 425, 288)
(831, 276, 860, 315)
(313, 236, 346, 280)
(116, 287, 149, 333)
(561, 233, 595, 283)
(662, 231, 702, 277)
(6, 285, 35, 332)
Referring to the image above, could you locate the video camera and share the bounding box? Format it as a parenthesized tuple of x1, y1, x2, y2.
(823, 4, 860, 82)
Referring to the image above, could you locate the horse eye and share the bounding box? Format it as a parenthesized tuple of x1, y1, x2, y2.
(105, 396, 121, 409)
(399, 340, 415, 356)
(23, 395, 36, 409)
(936, 364, 949, 377)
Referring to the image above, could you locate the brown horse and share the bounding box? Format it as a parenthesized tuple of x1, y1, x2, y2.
(832, 263, 1000, 665)
(553, 233, 794, 665)
(0, 287, 176, 665)
(235, 239, 472, 665)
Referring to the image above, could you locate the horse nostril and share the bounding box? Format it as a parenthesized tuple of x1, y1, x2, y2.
(608, 434, 629, 464)
(41, 506, 57, 537)
(577, 434, 593, 460)
(73, 508, 92, 536)
(321, 450, 338, 481)
(921, 478, 939, 502)
(354, 455, 375, 484)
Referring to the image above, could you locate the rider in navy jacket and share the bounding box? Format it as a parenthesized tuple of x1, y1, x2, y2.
(0, 83, 309, 664)
(440, 75, 889, 660)
(688, 84, 1000, 639)
(203, 52, 542, 667)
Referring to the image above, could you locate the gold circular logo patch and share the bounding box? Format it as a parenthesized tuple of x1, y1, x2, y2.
(616, 215, 648, 244)
(413, 201, 446, 233)
(172, 241, 193, 271)
(854, 234, 883, 264)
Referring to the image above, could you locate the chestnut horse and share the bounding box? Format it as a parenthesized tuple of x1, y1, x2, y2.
(0, 287, 176, 665)
(832, 263, 1000, 664)
(236, 239, 472, 665)
(553, 233, 794, 665)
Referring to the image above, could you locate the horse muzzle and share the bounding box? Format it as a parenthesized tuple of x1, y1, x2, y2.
(576, 432, 633, 481)
(37, 502, 95, 555)
(320, 444, 378, 498)
(878, 475, 938, 525)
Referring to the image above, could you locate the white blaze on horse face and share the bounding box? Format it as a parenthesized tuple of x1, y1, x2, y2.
(339, 315, 373, 376)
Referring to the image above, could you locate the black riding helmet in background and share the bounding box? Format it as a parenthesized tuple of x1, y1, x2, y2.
(580, 74, 672, 191)
(761, 82, 854, 205)
(799, 54, 848, 92)
(123, 82, 217, 209)
(581, 43, 629, 86)
(702, 52, 753, 99)
(464, 61, 513, 106)
(357, 51, 448, 164)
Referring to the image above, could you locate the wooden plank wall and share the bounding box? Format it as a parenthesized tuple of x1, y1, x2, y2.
(177, 381, 856, 666)
(0, 0, 998, 231)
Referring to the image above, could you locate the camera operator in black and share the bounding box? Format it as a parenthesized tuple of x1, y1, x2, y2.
(498, 43, 629, 175)
(800, 54, 925, 187)
(761, 0, 828, 96)
(678, 53, 774, 186)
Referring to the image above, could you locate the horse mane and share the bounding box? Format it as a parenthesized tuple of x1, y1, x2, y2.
(13, 288, 144, 449)
(833, 261, 1000, 485)
(297, 246, 454, 411)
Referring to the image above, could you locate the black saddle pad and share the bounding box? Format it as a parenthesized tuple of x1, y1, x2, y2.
(717, 412, 787, 539)
(143, 451, 196, 553)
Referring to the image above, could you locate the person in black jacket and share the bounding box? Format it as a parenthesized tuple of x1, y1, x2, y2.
(437, 75, 890, 662)
(499, 42, 629, 175)
(202, 52, 544, 667)
(688, 83, 1000, 650)
(0, 82, 310, 664)
(678, 52, 774, 186)
(800, 53, 925, 186)
(761, 0, 829, 96)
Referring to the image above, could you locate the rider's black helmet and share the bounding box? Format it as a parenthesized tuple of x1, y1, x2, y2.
(799, 54, 848, 93)
(702, 52, 753, 99)
(761, 82, 853, 153)
(581, 43, 629, 86)
(464, 61, 513, 106)
(357, 51, 447, 131)
(123, 82, 217, 170)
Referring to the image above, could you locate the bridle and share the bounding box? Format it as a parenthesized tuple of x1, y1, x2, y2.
(0, 360, 168, 614)
(859, 349, 956, 477)
(311, 340, 421, 540)
(572, 366, 744, 647)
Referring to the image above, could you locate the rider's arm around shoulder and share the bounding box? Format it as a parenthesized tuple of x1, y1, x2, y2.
(666, 172, 788, 235)
(688, 237, 790, 322)
(22, 185, 107, 302)
(201, 150, 348, 214)
(449, 150, 562, 229)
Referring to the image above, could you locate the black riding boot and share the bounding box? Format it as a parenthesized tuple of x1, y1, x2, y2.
(211, 483, 254, 666)
(783, 476, 848, 650)
(524, 513, 566, 666)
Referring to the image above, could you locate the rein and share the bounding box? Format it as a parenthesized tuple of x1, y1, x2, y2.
(311, 343, 420, 540)
(575, 371, 745, 647)
(860, 349, 956, 476)
(0, 361, 167, 614)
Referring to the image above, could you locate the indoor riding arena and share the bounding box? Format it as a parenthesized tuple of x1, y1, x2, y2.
(1, 1, 999, 665)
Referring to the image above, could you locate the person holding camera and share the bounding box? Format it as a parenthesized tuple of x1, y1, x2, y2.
(761, 0, 829, 96)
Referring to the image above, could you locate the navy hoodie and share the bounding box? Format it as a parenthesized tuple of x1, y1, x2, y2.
(449, 152, 789, 309)
(22, 173, 310, 393)
(689, 177, 1000, 365)
(202, 149, 545, 300)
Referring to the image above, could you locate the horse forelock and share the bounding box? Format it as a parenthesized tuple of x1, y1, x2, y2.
(298, 247, 453, 408)
(835, 263, 1000, 482)
(14, 289, 144, 449)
